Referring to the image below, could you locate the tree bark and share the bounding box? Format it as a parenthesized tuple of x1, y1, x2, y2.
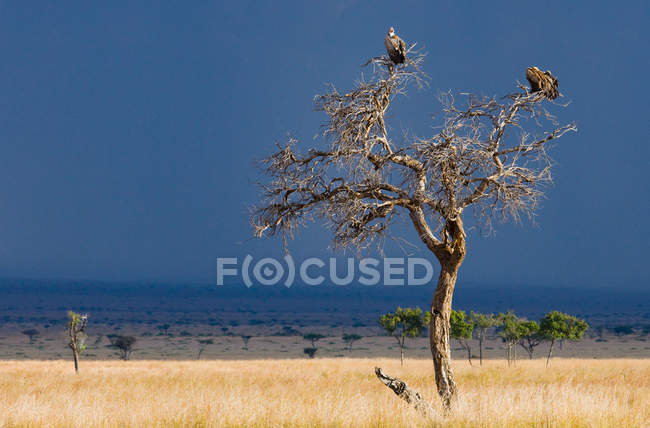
(73, 350, 79, 373)
(478, 335, 484, 366)
(429, 260, 462, 410)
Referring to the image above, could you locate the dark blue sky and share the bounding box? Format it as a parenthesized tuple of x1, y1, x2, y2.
(0, 1, 648, 287)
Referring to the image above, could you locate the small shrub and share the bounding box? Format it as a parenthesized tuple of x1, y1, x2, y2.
(304, 347, 317, 359)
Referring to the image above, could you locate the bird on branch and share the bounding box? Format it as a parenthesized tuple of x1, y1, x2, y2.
(384, 27, 406, 65)
(526, 66, 560, 100)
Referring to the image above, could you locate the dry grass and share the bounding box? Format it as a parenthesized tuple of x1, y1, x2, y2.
(0, 358, 648, 427)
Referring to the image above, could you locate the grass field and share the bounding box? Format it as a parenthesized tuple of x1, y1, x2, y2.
(1, 358, 648, 427)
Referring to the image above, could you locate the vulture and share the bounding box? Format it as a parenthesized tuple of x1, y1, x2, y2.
(384, 27, 406, 65)
(526, 66, 559, 100)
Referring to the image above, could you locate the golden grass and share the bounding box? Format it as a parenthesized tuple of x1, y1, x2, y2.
(0, 358, 648, 427)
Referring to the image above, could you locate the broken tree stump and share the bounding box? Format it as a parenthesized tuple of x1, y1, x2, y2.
(374, 367, 436, 419)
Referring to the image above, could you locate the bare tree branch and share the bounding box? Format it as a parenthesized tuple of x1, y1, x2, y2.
(252, 52, 575, 253)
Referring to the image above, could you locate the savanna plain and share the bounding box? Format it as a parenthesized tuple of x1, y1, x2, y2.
(1, 358, 648, 427)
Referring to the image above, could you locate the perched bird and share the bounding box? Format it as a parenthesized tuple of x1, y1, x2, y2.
(526, 66, 559, 100)
(384, 27, 406, 65)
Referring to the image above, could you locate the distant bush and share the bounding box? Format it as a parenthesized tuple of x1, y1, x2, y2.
(303, 348, 317, 359)
(112, 336, 136, 360)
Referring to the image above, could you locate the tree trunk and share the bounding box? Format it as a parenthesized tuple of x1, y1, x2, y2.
(73, 350, 79, 373)
(465, 343, 472, 366)
(478, 335, 483, 366)
(400, 339, 404, 366)
(546, 339, 555, 367)
(429, 261, 461, 410)
(408, 212, 466, 412)
(521, 343, 533, 359)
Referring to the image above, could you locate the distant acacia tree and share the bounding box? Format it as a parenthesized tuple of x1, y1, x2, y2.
(303, 333, 325, 349)
(196, 338, 214, 360)
(67, 311, 88, 373)
(22, 329, 39, 344)
(342, 334, 362, 353)
(469, 312, 498, 366)
(539, 311, 588, 367)
(379, 307, 429, 366)
(241, 335, 253, 350)
(251, 42, 575, 411)
(449, 310, 473, 365)
(113, 335, 136, 361)
(517, 320, 543, 359)
(498, 312, 522, 365)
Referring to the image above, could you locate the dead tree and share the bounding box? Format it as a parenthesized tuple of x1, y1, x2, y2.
(251, 47, 575, 412)
(67, 311, 88, 373)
